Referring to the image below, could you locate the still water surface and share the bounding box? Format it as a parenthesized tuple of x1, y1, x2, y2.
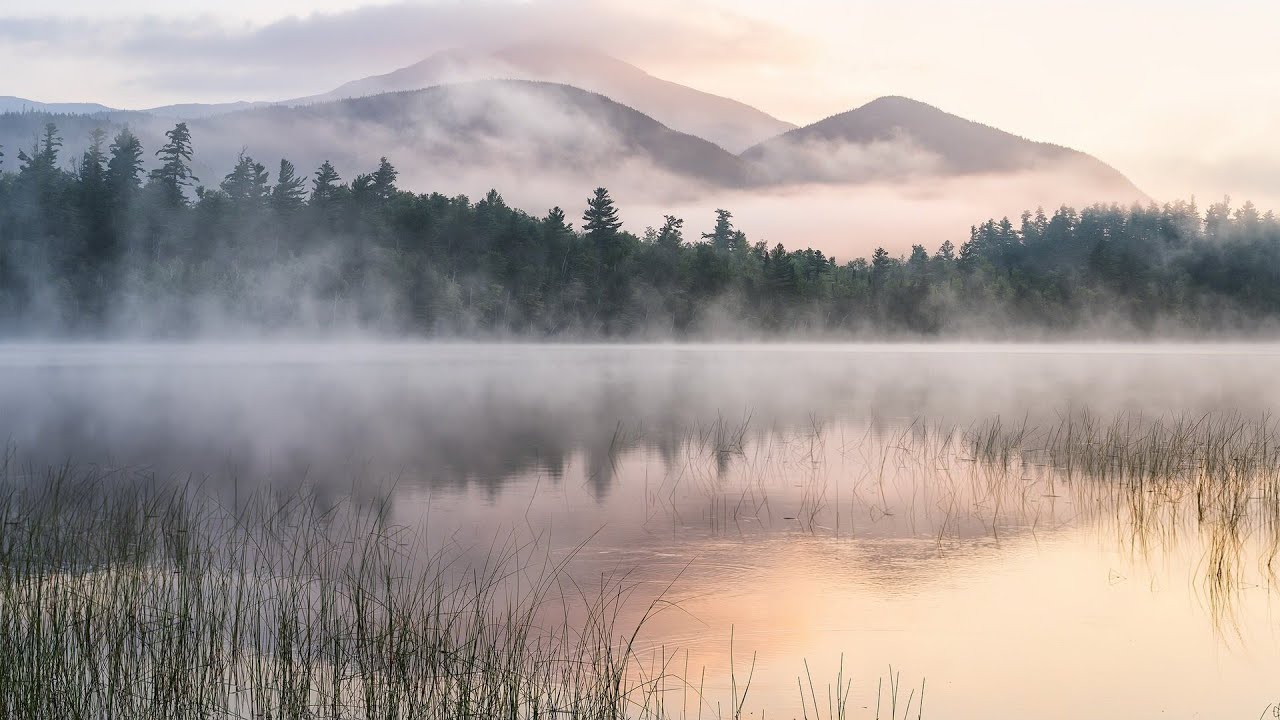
(4, 343, 1279, 718)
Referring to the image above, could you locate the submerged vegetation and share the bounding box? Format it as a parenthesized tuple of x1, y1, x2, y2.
(2, 121, 1280, 336)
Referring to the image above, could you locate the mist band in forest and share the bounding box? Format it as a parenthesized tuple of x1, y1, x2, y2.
(0, 121, 1275, 337)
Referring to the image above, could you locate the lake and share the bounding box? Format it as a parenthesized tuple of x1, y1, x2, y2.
(3, 343, 1278, 718)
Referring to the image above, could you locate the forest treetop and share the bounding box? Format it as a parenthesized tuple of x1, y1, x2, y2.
(1, 121, 1276, 338)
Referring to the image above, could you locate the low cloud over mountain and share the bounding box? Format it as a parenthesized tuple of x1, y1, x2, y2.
(0, 49, 1146, 255)
(743, 96, 1144, 198)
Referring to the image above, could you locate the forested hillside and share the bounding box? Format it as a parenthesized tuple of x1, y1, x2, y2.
(1, 121, 1276, 337)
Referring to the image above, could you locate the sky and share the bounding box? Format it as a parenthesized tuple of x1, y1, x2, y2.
(1, 0, 1278, 208)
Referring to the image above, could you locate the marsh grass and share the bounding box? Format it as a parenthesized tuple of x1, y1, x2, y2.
(964, 410, 1280, 633)
(964, 411, 1280, 546)
(641, 410, 1280, 635)
(15, 406, 1277, 719)
(0, 457, 926, 719)
(0, 461, 690, 719)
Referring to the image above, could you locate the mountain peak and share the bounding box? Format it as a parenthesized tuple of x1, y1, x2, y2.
(861, 95, 935, 109)
(302, 44, 794, 153)
(817, 95, 991, 134)
(742, 95, 1144, 198)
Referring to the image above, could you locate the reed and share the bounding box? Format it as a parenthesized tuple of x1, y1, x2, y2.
(0, 463, 670, 719)
(0, 459, 917, 719)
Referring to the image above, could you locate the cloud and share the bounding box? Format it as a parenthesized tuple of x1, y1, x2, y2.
(745, 132, 945, 184)
(621, 167, 1150, 261)
(0, 0, 806, 105)
(1139, 150, 1280, 210)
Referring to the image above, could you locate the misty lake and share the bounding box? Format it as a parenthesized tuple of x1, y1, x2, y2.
(4, 342, 1279, 719)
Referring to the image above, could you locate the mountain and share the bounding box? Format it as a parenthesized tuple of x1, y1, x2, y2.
(0, 110, 159, 162)
(144, 101, 271, 119)
(0, 84, 1143, 213)
(0, 81, 749, 195)
(0, 96, 116, 115)
(188, 80, 750, 189)
(0, 97, 268, 121)
(10, 46, 794, 154)
(742, 96, 1143, 197)
(300, 45, 795, 153)
(0, 56, 1141, 202)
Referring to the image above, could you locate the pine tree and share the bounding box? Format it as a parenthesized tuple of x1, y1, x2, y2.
(767, 243, 798, 297)
(582, 187, 631, 328)
(370, 156, 398, 202)
(657, 215, 684, 248)
(351, 173, 373, 201)
(149, 122, 197, 206)
(545, 206, 572, 235)
(702, 209, 734, 249)
(542, 206, 577, 281)
(871, 246, 893, 282)
(76, 128, 114, 271)
(312, 160, 342, 204)
(908, 244, 929, 270)
(106, 128, 144, 202)
(221, 151, 269, 205)
(79, 129, 107, 191)
(271, 159, 307, 211)
(17, 123, 62, 179)
(39, 123, 62, 173)
(79, 129, 109, 217)
(583, 187, 621, 242)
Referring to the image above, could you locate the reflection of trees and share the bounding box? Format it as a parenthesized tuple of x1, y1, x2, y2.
(5, 349, 1280, 638)
(9, 375, 1280, 645)
(8, 346, 1280, 498)
(0, 349, 860, 495)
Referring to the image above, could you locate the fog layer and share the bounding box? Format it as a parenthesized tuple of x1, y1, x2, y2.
(5, 343, 1279, 490)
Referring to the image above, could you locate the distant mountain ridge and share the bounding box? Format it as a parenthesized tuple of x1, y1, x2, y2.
(0, 96, 116, 116)
(302, 45, 797, 153)
(144, 101, 272, 119)
(184, 80, 751, 189)
(0, 78, 751, 190)
(0, 50, 1144, 202)
(744, 96, 1144, 196)
(106, 44, 795, 153)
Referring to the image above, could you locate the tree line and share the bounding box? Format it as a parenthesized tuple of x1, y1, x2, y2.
(1, 121, 1278, 337)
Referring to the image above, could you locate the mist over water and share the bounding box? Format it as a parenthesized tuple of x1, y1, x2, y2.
(4, 342, 1280, 718)
(6, 342, 1280, 483)
(7, 6, 1280, 717)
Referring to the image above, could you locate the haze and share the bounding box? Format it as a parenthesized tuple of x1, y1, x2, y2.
(2, 0, 1277, 209)
(6, 4, 1280, 718)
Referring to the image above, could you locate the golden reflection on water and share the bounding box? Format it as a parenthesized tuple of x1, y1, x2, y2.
(410, 416, 1280, 719)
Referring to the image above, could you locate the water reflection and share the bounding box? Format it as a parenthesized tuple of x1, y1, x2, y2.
(7, 342, 1280, 487)
(4, 343, 1280, 718)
